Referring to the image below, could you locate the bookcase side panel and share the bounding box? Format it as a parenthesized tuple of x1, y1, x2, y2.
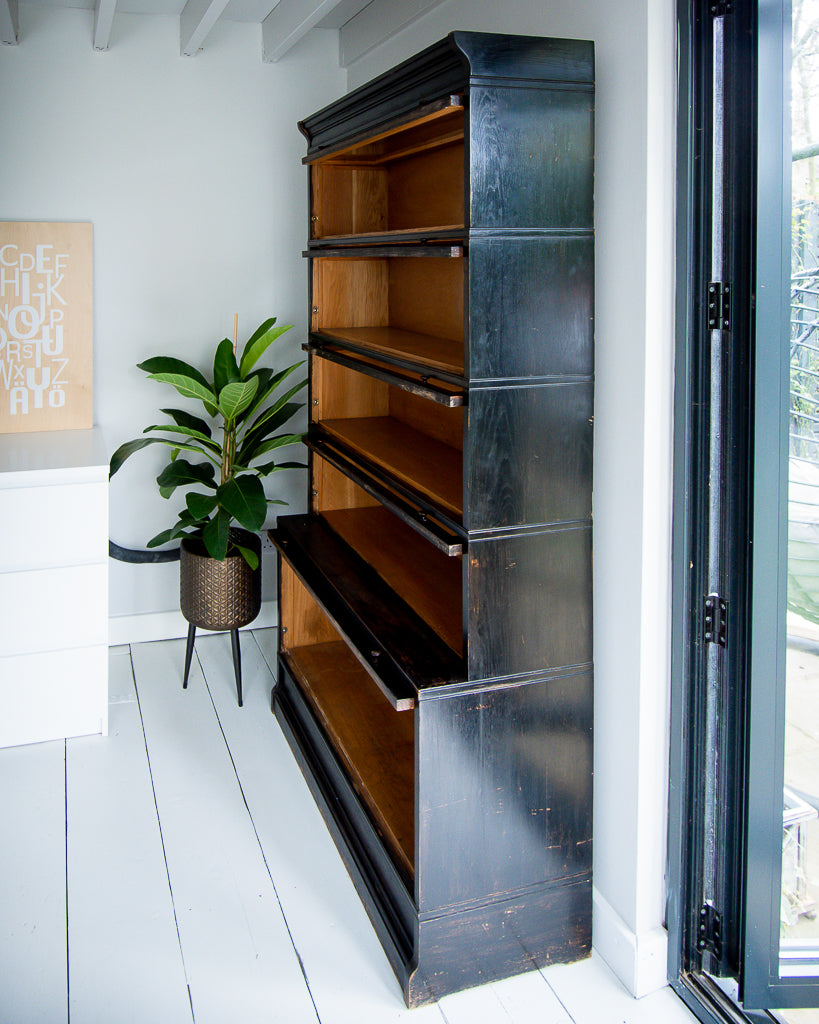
(415, 670, 593, 913)
(468, 85, 594, 231)
(464, 382, 593, 531)
(467, 236, 594, 381)
(466, 526, 593, 681)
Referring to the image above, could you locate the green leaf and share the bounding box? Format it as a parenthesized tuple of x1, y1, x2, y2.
(203, 509, 231, 560)
(137, 356, 211, 391)
(238, 362, 303, 423)
(109, 436, 205, 477)
(233, 543, 259, 571)
(239, 319, 293, 378)
(254, 460, 306, 477)
(144, 424, 221, 454)
(217, 474, 266, 531)
(218, 378, 259, 424)
(156, 459, 217, 497)
(246, 378, 306, 433)
(146, 372, 218, 410)
(160, 408, 212, 439)
(146, 528, 177, 548)
(109, 437, 153, 477)
(245, 433, 304, 463)
(213, 337, 240, 394)
(186, 491, 219, 520)
(238, 402, 303, 462)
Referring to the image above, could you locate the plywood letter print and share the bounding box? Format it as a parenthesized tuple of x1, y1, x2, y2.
(0, 222, 93, 433)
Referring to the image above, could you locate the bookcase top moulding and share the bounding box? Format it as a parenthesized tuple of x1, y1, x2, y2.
(298, 30, 595, 163)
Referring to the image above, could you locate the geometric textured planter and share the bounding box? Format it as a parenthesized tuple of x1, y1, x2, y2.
(179, 528, 262, 707)
(179, 528, 261, 632)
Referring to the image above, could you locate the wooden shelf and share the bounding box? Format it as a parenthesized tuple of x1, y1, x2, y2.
(320, 416, 463, 519)
(314, 326, 464, 379)
(307, 101, 464, 166)
(309, 225, 464, 246)
(323, 506, 462, 655)
(285, 641, 415, 879)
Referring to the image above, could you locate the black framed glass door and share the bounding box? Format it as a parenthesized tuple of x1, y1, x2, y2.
(746, 0, 819, 1006)
(670, 0, 819, 1017)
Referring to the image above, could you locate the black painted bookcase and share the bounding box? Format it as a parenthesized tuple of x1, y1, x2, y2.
(270, 31, 595, 1006)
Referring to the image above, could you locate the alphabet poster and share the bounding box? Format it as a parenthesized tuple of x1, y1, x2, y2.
(0, 222, 93, 433)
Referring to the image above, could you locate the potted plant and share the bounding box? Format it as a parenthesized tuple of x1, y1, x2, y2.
(109, 317, 306, 705)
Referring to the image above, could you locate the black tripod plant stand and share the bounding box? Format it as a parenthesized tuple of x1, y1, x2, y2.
(182, 623, 246, 706)
(178, 531, 262, 710)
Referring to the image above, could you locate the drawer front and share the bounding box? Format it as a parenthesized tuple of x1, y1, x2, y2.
(0, 481, 108, 572)
(0, 645, 108, 747)
(0, 563, 108, 656)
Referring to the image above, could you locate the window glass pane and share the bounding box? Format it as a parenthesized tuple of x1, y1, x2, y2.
(785, 0, 819, 955)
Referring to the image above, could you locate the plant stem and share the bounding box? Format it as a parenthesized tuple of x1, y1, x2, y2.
(222, 423, 235, 485)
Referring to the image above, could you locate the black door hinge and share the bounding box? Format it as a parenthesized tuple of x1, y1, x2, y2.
(704, 594, 728, 647)
(709, 1, 733, 16)
(707, 281, 731, 330)
(698, 902, 723, 959)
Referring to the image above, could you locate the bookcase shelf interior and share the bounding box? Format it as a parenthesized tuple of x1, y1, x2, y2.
(312, 358, 463, 518)
(309, 105, 465, 240)
(311, 256, 464, 373)
(280, 561, 415, 880)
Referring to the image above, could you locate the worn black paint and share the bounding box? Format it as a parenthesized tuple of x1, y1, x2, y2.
(276, 31, 595, 1007)
(468, 236, 594, 380)
(465, 383, 594, 530)
(466, 526, 593, 680)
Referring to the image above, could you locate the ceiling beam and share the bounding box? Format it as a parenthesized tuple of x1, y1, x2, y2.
(340, 0, 447, 67)
(314, 0, 373, 30)
(0, 0, 19, 46)
(180, 0, 232, 57)
(262, 0, 347, 63)
(93, 0, 117, 50)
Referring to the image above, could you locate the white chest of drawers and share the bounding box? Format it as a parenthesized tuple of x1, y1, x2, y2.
(0, 428, 108, 747)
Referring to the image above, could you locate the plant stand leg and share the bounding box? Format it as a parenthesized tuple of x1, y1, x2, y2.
(183, 622, 196, 689)
(231, 629, 243, 707)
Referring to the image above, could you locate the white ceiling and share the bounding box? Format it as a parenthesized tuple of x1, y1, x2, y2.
(1, 0, 447, 65)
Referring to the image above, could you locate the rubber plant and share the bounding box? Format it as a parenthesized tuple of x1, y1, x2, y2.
(109, 318, 305, 569)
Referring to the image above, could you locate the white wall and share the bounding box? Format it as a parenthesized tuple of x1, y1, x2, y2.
(345, 0, 677, 998)
(0, 9, 346, 638)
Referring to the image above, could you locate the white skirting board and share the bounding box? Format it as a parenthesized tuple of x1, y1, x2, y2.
(592, 887, 670, 998)
(108, 599, 279, 646)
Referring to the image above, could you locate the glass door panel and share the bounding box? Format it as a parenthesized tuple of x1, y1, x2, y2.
(783, 0, 819, 962)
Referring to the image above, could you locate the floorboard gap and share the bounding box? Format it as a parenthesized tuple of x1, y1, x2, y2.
(64, 740, 70, 1024)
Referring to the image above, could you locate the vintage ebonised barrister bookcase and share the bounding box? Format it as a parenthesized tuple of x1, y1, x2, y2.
(270, 31, 595, 1006)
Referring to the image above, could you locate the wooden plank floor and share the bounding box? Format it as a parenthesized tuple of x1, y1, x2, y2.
(0, 631, 697, 1024)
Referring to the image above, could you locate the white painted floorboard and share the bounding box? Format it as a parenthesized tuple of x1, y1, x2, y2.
(0, 737, 67, 1024)
(0, 633, 700, 1024)
(130, 637, 319, 1024)
(66, 649, 192, 1024)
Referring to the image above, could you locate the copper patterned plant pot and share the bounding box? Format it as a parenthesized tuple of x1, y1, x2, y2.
(179, 528, 262, 632)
